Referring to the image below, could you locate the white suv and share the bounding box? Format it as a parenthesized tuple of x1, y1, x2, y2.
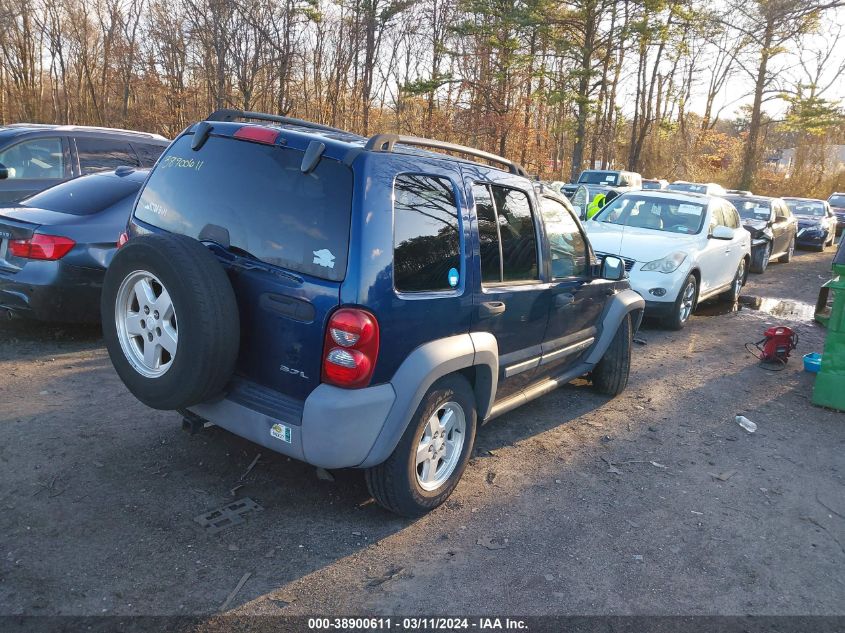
(584, 191, 751, 329)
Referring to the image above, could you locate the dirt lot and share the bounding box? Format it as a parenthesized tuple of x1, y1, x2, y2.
(0, 248, 843, 619)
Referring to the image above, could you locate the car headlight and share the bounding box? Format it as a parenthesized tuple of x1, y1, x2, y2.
(641, 251, 687, 273)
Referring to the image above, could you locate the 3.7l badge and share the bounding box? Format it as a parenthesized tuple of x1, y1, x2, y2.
(279, 364, 308, 379)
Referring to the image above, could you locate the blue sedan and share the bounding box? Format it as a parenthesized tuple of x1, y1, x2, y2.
(0, 167, 147, 322)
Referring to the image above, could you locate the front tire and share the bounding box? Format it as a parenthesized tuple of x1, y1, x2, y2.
(750, 242, 770, 274)
(591, 314, 632, 396)
(664, 274, 697, 330)
(365, 375, 477, 517)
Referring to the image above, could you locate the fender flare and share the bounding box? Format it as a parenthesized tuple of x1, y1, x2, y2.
(584, 288, 645, 365)
(358, 332, 499, 468)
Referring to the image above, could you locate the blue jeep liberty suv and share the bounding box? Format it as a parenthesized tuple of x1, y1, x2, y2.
(102, 110, 645, 516)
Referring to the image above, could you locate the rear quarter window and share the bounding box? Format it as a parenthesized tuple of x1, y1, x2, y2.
(134, 134, 353, 281)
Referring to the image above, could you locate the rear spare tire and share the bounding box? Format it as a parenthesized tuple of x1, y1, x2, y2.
(101, 234, 240, 410)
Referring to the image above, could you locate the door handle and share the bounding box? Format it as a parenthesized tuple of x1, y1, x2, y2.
(478, 301, 506, 319)
(554, 293, 575, 308)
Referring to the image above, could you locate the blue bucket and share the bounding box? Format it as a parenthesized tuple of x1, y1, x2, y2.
(803, 352, 822, 373)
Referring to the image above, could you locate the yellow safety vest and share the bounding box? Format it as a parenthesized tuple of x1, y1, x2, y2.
(586, 193, 606, 219)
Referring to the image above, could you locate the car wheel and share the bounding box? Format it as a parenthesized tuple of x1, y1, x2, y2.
(722, 258, 746, 304)
(664, 274, 697, 330)
(778, 236, 795, 263)
(591, 313, 632, 396)
(750, 242, 770, 274)
(365, 375, 477, 517)
(101, 234, 240, 410)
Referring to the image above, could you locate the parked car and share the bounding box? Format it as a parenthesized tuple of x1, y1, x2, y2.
(0, 167, 147, 322)
(642, 178, 668, 190)
(828, 192, 845, 235)
(783, 197, 837, 251)
(561, 169, 642, 198)
(724, 194, 797, 272)
(584, 190, 750, 330)
(100, 110, 645, 517)
(0, 124, 167, 204)
(666, 181, 727, 196)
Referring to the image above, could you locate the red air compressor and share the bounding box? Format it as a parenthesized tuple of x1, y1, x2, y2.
(746, 326, 798, 368)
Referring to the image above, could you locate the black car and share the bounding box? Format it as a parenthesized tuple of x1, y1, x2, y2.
(724, 195, 797, 273)
(0, 167, 147, 323)
(828, 192, 845, 235)
(0, 124, 167, 204)
(784, 197, 837, 251)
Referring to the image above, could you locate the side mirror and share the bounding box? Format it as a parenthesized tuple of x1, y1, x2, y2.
(711, 225, 735, 240)
(0, 162, 8, 180)
(601, 255, 625, 281)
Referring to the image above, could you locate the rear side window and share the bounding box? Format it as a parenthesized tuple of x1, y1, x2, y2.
(131, 143, 166, 166)
(22, 173, 141, 215)
(474, 183, 538, 283)
(76, 138, 140, 174)
(393, 174, 461, 293)
(134, 134, 352, 281)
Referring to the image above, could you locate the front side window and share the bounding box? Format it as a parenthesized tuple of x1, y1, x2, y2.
(0, 138, 64, 179)
(76, 138, 139, 174)
(135, 133, 353, 281)
(540, 197, 588, 279)
(393, 174, 461, 292)
(131, 143, 166, 166)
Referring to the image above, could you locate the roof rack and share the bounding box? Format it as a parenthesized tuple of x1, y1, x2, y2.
(207, 109, 352, 136)
(4, 122, 167, 140)
(365, 134, 529, 177)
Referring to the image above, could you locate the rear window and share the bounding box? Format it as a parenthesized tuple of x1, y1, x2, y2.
(23, 173, 141, 215)
(134, 134, 353, 281)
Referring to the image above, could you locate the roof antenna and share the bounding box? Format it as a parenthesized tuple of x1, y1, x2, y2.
(301, 141, 326, 174)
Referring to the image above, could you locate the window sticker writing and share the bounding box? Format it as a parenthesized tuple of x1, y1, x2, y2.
(161, 155, 205, 171)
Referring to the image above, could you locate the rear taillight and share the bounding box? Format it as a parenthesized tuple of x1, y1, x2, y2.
(322, 308, 379, 388)
(117, 231, 129, 248)
(9, 234, 75, 260)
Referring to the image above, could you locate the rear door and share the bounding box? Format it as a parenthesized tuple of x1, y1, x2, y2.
(467, 174, 551, 400)
(0, 136, 71, 204)
(537, 196, 607, 376)
(73, 137, 141, 175)
(131, 131, 352, 403)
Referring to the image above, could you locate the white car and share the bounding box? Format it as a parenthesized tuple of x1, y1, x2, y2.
(584, 190, 751, 329)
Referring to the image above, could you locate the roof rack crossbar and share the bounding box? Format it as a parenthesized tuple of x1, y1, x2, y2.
(365, 133, 529, 177)
(207, 109, 351, 136)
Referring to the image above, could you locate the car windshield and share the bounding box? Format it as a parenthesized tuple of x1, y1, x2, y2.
(666, 182, 706, 194)
(785, 199, 825, 217)
(134, 133, 353, 282)
(22, 173, 141, 215)
(727, 198, 771, 221)
(578, 171, 619, 185)
(642, 180, 662, 190)
(593, 194, 706, 234)
(829, 195, 845, 207)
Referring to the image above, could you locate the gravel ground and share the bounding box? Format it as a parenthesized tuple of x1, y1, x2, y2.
(0, 248, 842, 619)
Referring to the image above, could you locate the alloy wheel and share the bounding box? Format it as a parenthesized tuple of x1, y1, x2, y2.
(416, 401, 466, 491)
(115, 270, 178, 378)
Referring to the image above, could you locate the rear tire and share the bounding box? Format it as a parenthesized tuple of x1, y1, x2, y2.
(101, 234, 240, 410)
(750, 242, 770, 274)
(721, 258, 746, 304)
(779, 237, 795, 263)
(591, 314, 632, 396)
(365, 375, 477, 517)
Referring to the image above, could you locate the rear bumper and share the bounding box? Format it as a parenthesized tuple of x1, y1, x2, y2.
(0, 262, 104, 323)
(190, 382, 397, 469)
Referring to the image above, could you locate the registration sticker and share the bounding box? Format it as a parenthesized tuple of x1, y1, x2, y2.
(270, 423, 292, 444)
(677, 204, 700, 215)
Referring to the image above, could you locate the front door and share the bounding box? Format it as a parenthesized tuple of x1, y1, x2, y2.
(0, 137, 70, 204)
(468, 177, 551, 400)
(537, 196, 608, 376)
